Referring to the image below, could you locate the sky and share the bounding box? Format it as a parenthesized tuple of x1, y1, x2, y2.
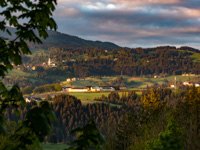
(54, 0, 200, 49)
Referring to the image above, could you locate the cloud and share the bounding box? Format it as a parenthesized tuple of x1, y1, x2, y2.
(53, 0, 200, 49)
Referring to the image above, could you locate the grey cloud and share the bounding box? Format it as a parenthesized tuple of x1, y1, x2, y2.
(53, 0, 200, 49)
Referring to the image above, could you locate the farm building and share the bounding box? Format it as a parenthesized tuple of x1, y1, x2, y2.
(91, 86, 101, 92)
(170, 84, 176, 88)
(72, 78, 77, 81)
(63, 87, 89, 92)
(195, 83, 200, 87)
(68, 87, 89, 92)
(100, 87, 115, 92)
(66, 78, 71, 82)
(62, 87, 72, 92)
(183, 81, 189, 85)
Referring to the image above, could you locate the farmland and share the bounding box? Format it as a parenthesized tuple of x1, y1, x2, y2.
(61, 75, 198, 89)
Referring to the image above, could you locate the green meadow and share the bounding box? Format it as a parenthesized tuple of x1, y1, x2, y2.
(61, 75, 198, 89)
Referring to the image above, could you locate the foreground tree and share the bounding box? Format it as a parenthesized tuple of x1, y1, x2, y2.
(146, 117, 183, 150)
(114, 112, 140, 150)
(67, 120, 105, 150)
(173, 87, 200, 150)
(0, 0, 57, 149)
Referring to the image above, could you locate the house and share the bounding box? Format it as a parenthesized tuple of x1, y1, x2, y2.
(72, 78, 77, 81)
(183, 81, 189, 85)
(91, 86, 101, 92)
(154, 75, 161, 79)
(114, 58, 118, 61)
(68, 87, 89, 92)
(170, 84, 176, 88)
(195, 83, 200, 87)
(66, 78, 71, 82)
(25, 97, 32, 103)
(182, 73, 196, 76)
(62, 87, 72, 92)
(32, 66, 36, 70)
(100, 87, 115, 92)
(79, 78, 85, 81)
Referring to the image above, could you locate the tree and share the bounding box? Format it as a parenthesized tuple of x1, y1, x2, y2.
(22, 86, 32, 95)
(114, 112, 140, 150)
(0, 0, 57, 149)
(67, 120, 105, 150)
(141, 89, 163, 112)
(45, 94, 52, 101)
(173, 87, 200, 150)
(146, 117, 183, 150)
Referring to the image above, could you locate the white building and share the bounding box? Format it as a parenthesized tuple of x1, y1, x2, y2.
(195, 83, 200, 87)
(170, 84, 176, 88)
(183, 81, 189, 85)
(68, 87, 89, 92)
(91, 86, 101, 92)
(100, 87, 115, 92)
(48, 58, 56, 67)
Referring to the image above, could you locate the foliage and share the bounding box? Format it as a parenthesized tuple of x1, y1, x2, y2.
(173, 87, 200, 150)
(0, 0, 57, 149)
(67, 120, 105, 150)
(2, 101, 56, 150)
(0, 121, 20, 149)
(33, 83, 62, 94)
(146, 117, 183, 150)
(141, 89, 163, 112)
(45, 94, 53, 101)
(21, 86, 32, 95)
(114, 112, 140, 150)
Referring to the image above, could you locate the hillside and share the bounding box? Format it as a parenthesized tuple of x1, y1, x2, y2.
(0, 27, 120, 50)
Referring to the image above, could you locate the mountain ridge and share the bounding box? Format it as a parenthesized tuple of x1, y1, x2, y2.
(0, 27, 120, 50)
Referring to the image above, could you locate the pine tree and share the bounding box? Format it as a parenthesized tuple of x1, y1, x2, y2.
(114, 112, 140, 150)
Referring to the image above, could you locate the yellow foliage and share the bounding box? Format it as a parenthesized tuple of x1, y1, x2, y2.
(184, 87, 200, 104)
(141, 90, 162, 111)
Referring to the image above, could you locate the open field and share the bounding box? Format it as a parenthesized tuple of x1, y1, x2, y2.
(31, 91, 129, 106)
(40, 143, 69, 150)
(190, 52, 200, 62)
(7, 69, 35, 78)
(61, 75, 199, 89)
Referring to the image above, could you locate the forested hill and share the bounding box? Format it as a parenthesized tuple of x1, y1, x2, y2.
(0, 27, 120, 50)
(39, 30, 120, 50)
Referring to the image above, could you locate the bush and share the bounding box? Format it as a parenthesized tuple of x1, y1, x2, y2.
(22, 86, 33, 95)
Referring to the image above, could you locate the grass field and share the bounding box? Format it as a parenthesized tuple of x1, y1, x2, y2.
(40, 143, 69, 150)
(61, 75, 198, 89)
(7, 69, 35, 78)
(190, 52, 200, 62)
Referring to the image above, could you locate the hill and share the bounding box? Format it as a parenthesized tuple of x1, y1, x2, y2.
(0, 27, 120, 50)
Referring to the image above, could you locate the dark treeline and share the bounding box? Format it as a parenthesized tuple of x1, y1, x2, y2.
(5, 86, 200, 149)
(72, 48, 200, 76)
(26, 46, 200, 77)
